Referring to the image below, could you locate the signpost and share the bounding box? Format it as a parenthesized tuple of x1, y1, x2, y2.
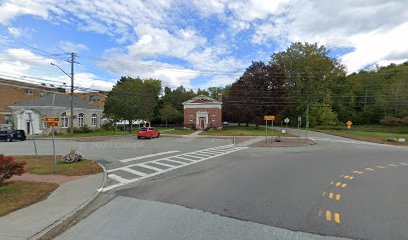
(297, 116, 301, 129)
(264, 115, 275, 143)
(45, 117, 59, 174)
(346, 120, 352, 129)
(284, 118, 289, 128)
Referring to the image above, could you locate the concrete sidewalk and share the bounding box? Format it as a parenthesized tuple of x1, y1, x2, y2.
(0, 173, 105, 240)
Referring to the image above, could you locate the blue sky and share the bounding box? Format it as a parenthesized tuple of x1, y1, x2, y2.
(0, 0, 407, 91)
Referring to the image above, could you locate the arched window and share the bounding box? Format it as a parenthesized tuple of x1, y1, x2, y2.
(91, 114, 97, 127)
(78, 113, 84, 127)
(61, 112, 68, 128)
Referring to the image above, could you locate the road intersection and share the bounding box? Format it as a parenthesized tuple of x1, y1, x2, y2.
(1, 131, 407, 240)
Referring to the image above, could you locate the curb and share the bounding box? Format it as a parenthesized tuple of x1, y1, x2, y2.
(31, 163, 108, 240)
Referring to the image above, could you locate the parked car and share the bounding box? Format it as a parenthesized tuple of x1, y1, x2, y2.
(136, 127, 160, 139)
(222, 121, 228, 127)
(0, 129, 26, 142)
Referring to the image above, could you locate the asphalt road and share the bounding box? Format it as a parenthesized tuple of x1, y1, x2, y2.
(1, 132, 407, 240)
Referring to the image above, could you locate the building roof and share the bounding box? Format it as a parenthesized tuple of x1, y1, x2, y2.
(12, 93, 99, 109)
(183, 95, 222, 105)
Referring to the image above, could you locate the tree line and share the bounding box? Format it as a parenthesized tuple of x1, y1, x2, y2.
(104, 42, 408, 130)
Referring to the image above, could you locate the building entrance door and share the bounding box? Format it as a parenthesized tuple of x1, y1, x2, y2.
(26, 121, 31, 135)
(199, 117, 205, 129)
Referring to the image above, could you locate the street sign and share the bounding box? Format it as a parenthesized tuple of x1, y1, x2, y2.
(346, 121, 352, 126)
(264, 115, 275, 121)
(284, 118, 290, 123)
(47, 122, 59, 127)
(45, 117, 59, 123)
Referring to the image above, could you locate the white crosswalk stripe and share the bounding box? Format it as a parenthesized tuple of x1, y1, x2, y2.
(310, 137, 377, 145)
(100, 144, 246, 192)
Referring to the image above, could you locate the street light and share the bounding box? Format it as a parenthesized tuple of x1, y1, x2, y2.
(50, 62, 74, 134)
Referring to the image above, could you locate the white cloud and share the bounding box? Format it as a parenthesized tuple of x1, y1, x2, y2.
(340, 22, 408, 72)
(0, 48, 113, 91)
(7, 27, 22, 37)
(58, 41, 89, 53)
(0, 0, 58, 25)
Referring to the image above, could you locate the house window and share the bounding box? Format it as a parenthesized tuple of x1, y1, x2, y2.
(25, 89, 33, 94)
(61, 112, 69, 128)
(78, 113, 85, 127)
(212, 115, 216, 122)
(42, 120, 47, 129)
(4, 115, 12, 124)
(91, 114, 97, 127)
(189, 115, 193, 122)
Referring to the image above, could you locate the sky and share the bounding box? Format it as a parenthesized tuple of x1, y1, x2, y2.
(0, 0, 407, 92)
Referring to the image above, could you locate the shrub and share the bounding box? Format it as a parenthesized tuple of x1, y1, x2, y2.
(0, 154, 26, 185)
(309, 106, 338, 127)
(73, 125, 94, 133)
(62, 149, 83, 164)
(380, 116, 408, 126)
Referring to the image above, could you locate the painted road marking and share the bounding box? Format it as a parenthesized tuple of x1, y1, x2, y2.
(353, 171, 363, 174)
(121, 167, 148, 177)
(400, 162, 408, 166)
(335, 182, 341, 187)
(335, 194, 341, 201)
(325, 210, 341, 224)
(334, 213, 341, 224)
(326, 211, 332, 221)
(341, 183, 347, 188)
(365, 168, 374, 171)
(388, 163, 399, 167)
(322, 192, 326, 197)
(120, 151, 180, 163)
(138, 163, 163, 172)
(376, 165, 386, 169)
(101, 144, 247, 192)
(328, 192, 334, 199)
(330, 181, 335, 185)
(108, 174, 130, 184)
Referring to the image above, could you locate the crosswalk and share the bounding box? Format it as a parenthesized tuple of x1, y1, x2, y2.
(99, 144, 247, 192)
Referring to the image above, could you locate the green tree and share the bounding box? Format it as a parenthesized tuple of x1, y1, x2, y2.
(104, 76, 162, 132)
(270, 42, 346, 120)
(159, 104, 180, 127)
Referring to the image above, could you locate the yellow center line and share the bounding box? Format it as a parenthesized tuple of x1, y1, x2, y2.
(341, 183, 347, 188)
(344, 175, 350, 179)
(334, 213, 341, 224)
(326, 210, 332, 221)
(335, 182, 341, 187)
(335, 194, 341, 201)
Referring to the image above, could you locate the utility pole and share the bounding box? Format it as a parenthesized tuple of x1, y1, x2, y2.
(50, 53, 76, 134)
(70, 53, 75, 134)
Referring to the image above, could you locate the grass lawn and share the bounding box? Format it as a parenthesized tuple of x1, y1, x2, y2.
(199, 126, 296, 137)
(156, 127, 195, 135)
(14, 155, 103, 176)
(0, 181, 58, 216)
(56, 130, 132, 138)
(314, 125, 408, 145)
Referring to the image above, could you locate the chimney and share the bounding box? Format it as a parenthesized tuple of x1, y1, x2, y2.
(217, 92, 222, 102)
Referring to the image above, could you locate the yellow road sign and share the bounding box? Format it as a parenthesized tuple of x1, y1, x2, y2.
(45, 117, 59, 123)
(264, 115, 275, 121)
(47, 122, 59, 127)
(346, 121, 352, 126)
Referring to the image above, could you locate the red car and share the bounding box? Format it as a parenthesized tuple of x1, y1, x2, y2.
(137, 127, 160, 139)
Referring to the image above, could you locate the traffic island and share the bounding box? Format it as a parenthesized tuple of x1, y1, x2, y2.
(0, 155, 105, 240)
(249, 137, 314, 147)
